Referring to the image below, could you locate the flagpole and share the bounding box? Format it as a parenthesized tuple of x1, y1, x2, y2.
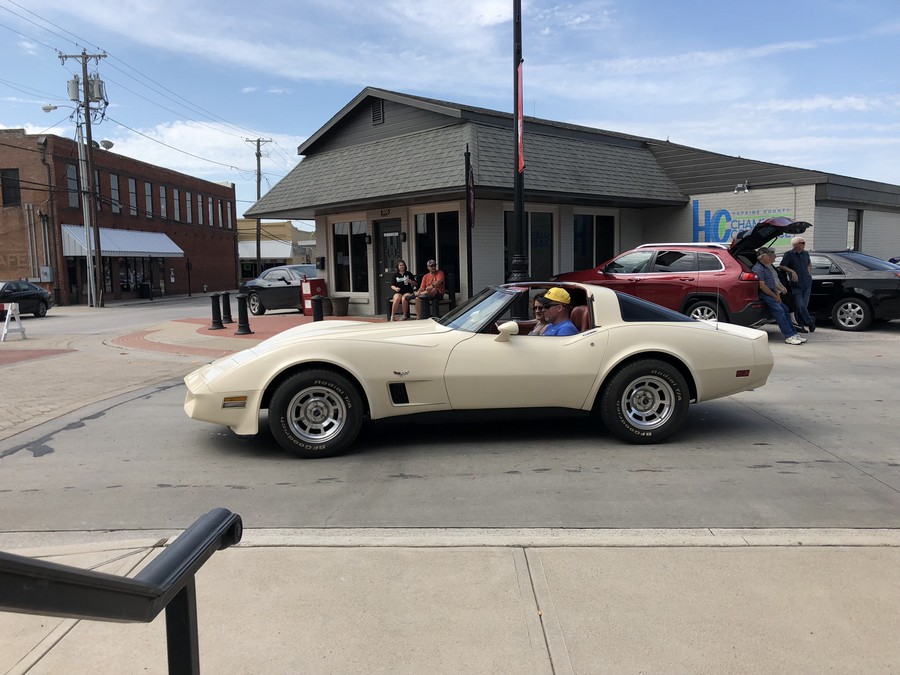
(508, 0, 529, 284)
(465, 144, 475, 299)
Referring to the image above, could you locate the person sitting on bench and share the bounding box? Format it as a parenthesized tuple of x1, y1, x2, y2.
(389, 259, 417, 320)
(414, 259, 445, 319)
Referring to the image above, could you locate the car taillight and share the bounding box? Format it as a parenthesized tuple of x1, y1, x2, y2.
(739, 272, 758, 281)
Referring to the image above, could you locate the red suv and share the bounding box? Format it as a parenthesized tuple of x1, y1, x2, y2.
(552, 218, 811, 326)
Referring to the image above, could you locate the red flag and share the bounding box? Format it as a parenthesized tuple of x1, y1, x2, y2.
(516, 60, 524, 173)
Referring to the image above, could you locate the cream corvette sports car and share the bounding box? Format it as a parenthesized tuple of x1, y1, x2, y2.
(184, 283, 774, 458)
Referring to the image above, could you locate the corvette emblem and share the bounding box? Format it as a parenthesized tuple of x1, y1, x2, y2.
(393, 370, 409, 376)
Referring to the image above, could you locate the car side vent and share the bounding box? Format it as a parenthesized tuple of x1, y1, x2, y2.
(371, 98, 384, 125)
(389, 382, 409, 404)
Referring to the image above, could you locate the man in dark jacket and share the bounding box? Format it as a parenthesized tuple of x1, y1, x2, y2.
(779, 236, 815, 332)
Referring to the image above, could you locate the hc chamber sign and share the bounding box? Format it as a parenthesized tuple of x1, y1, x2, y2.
(692, 200, 794, 243)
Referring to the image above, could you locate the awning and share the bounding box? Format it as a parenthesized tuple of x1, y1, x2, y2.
(61, 225, 184, 258)
(238, 239, 292, 260)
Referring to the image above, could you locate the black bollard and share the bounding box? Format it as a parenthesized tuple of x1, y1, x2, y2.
(235, 293, 254, 335)
(220, 291, 233, 323)
(209, 293, 225, 330)
(311, 294, 324, 322)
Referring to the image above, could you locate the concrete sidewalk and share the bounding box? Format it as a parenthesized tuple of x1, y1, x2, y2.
(3, 529, 900, 674)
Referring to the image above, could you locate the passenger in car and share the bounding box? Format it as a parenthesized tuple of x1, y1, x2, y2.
(539, 287, 578, 336)
(529, 293, 549, 335)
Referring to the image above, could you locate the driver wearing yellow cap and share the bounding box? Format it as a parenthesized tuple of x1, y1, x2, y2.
(539, 287, 578, 336)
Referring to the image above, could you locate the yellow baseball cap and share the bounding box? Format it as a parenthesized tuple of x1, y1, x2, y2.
(541, 287, 571, 305)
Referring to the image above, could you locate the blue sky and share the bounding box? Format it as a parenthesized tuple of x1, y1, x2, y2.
(2, 0, 900, 224)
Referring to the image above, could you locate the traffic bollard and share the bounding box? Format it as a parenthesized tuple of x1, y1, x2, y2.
(311, 295, 324, 322)
(220, 291, 233, 323)
(235, 294, 254, 335)
(209, 293, 225, 330)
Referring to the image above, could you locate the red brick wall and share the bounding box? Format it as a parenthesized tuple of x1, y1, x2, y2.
(0, 129, 239, 303)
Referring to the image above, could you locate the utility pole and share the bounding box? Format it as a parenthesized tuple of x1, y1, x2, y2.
(508, 0, 528, 284)
(59, 50, 107, 306)
(245, 138, 271, 276)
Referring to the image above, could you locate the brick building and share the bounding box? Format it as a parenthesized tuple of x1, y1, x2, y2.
(0, 128, 238, 304)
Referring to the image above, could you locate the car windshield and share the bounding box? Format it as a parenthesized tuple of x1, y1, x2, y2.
(438, 286, 521, 333)
(838, 252, 900, 271)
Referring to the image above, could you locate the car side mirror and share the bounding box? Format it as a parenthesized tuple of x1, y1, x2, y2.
(494, 320, 520, 342)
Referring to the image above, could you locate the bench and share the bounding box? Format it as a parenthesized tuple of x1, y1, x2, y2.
(387, 273, 457, 321)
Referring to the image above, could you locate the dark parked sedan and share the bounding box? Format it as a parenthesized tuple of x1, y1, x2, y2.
(238, 264, 317, 315)
(0, 280, 53, 318)
(776, 251, 900, 331)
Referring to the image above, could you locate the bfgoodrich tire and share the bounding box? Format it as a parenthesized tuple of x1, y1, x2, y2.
(269, 369, 363, 458)
(599, 359, 690, 444)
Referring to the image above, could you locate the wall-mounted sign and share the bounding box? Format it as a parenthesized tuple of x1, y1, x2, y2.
(692, 200, 794, 243)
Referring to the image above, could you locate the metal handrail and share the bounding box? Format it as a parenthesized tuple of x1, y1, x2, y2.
(0, 507, 242, 674)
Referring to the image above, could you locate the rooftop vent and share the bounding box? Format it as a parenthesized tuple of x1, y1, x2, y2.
(371, 99, 384, 125)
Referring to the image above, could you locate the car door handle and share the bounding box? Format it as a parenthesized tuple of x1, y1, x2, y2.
(678, 277, 695, 281)
(821, 282, 834, 287)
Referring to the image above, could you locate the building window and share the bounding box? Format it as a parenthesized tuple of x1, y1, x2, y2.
(128, 178, 137, 216)
(573, 214, 615, 270)
(66, 164, 79, 208)
(0, 168, 21, 206)
(217, 199, 223, 229)
(197, 194, 203, 225)
(173, 188, 180, 221)
(332, 220, 369, 292)
(144, 182, 153, 218)
(414, 211, 460, 288)
(847, 209, 862, 250)
(226, 201, 233, 229)
(185, 191, 192, 223)
(159, 185, 167, 220)
(208, 196, 214, 227)
(110, 173, 121, 213)
(504, 211, 553, 281)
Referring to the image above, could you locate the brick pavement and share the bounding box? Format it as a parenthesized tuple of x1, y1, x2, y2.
(0, 312, 386, 442)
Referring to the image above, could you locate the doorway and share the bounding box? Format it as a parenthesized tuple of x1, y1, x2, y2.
(375, 218, 403, 313)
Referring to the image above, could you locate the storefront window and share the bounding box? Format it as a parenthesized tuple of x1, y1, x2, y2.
(332, 220, 369, 292)
(573, 214, 615, 270)
(414, 211, 459, 288)
(504, 211, 554, 280)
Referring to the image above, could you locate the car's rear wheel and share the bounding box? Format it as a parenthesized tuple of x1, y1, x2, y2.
(33, 301, 48, 318)
(599, 359, 690, 444)
(685, 300, 725, 323)
(831, 297, 872, 331)
(247, 292, 266, 315)
(269, 369, 363, 458)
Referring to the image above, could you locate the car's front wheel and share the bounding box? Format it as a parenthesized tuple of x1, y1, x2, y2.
(599, 359, 690, 444)
(269, 369, 364, 458)
(831, 297, 872, 331)
(247, 292, 266, 315)
(685, 300, 725, 323)
(33, 301, 48, 318)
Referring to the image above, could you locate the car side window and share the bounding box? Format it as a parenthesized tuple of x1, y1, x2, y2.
(652, 250, 696, 273)
(810, 255, 838, 275)
(606, 251, 654, 274)
(696, 253, 724, 271)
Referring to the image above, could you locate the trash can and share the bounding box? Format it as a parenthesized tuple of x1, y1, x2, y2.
(301, 278, 328, 316)
(330, 296, 349, 316)
(139, 281, 153, 299)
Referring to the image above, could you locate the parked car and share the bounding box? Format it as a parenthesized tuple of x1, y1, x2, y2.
(0, 280, 53, 318)
(774, 251, 900, 331)
(552, 218, 811, 326)
(238, 264, 317, 315)
(184, 282, 775, 458)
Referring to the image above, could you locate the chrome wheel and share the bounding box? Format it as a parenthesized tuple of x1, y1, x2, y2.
(248, 293, 266, 315)
(285, 385, 348, 444)
(618, 374, 676, 431)
(686, 301, 722, 323)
